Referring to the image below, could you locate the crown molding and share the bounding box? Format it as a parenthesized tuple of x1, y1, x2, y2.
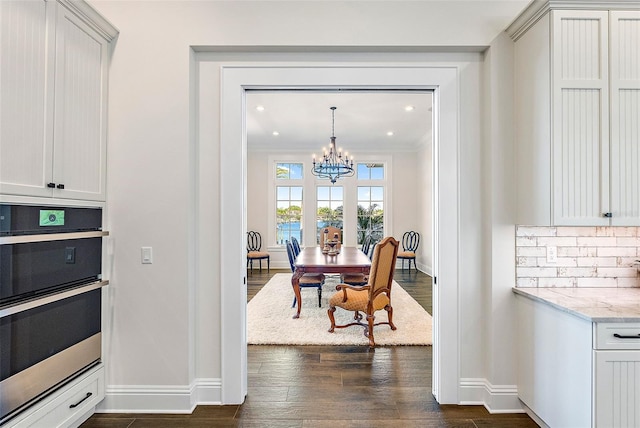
(506, 0, 640, 41)
(57, 0, 119, 41)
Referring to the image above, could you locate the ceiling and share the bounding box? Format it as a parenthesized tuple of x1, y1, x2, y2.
(246, 90, 433, 153)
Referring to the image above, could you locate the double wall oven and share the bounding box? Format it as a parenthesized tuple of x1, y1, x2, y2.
(0, 204, 107, 425)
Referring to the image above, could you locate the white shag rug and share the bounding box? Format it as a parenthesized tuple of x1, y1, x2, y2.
(247, 273, 432, 346)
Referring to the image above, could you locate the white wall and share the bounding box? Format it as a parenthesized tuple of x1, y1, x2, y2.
(247, 150, 431, 271)
(89, 0, 521, 413)
(417, 138, 434, 275)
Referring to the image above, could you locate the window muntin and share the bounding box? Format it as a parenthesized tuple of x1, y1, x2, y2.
(316, 186, 343, 244)
(276, 186, 302, 245)
(357, 186, 384, 244)
(357, 163, 384, 180)
(276, 163, 303, 180)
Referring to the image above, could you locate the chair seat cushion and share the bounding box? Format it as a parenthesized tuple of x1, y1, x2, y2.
(299, 273, 325, 286)
(329, 288, 389, 312)
(397, 251, 415, 258)
(247, 251, 270, 258)
(340, 273, 368, 285)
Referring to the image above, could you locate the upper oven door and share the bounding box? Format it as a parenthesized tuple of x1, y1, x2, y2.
(0, 237, 103, 305)
(0, 204, 105, 305)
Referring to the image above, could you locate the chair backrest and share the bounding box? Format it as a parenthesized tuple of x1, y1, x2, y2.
(401, 231, 420, 252)
(290, 236, 301, 256)
(361, 235, 373, 257)
(319, 226, 342, 249)
(368, 236, 399, 298)
(367, 239, 378, 260)
(285, 240, 296, 272)
(247, 231, 263, 252)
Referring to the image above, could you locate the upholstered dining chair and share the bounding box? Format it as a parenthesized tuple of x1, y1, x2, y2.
(397, 231, 420, 271)
(341, 235, 375, 286)
(327, 236, 399, 347)
(286, 240, 325, 308)
(247, 231, 270, 273)
(319, 226, 342, 249)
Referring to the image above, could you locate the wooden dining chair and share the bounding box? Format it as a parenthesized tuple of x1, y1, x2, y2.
(341, 235, 375, 286)
(327, 236, 399, 347)
(246, 231, 270, 273)
(290, 236, 301, 257)
(397, 231, 419, 271)
(286, 240, 325, 308)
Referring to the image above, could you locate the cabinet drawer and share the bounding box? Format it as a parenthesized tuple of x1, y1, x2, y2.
(10, 365, 104, 428)
(595, 323, 640, 349)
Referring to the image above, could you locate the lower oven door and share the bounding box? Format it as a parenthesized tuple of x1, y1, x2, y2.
(0, 282, 104, 424)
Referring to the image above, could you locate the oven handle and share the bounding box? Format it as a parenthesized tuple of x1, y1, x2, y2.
(0, 280, 109, 317)
(0, 230, 109, 245)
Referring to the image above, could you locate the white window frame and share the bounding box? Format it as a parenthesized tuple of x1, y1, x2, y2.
(315, 184, 345, 244)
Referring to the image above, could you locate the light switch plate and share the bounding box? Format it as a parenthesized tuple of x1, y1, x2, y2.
(141, 246, 153, 264)
(546, 246, 557, 263)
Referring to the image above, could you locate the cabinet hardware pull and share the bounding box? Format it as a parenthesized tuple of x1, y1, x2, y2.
(69, 392, 92, 408)
(613, 333, 640, 339)
(603, 212, 613, 218)
(56, 183, 65, 189)
(47, 183, 56, 188)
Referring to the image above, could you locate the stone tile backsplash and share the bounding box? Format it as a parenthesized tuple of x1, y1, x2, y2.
(516, 226, 640, 288)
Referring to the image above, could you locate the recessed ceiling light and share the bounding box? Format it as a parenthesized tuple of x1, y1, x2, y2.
(387, 131, 394, 136)
(404, 105, 414, 112)
(256, 105, 265, 112)
(272, 131, 279, 136)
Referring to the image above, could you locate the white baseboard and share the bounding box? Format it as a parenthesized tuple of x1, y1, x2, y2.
(97, 378, 222, 413)
(459, 378, 524, 413)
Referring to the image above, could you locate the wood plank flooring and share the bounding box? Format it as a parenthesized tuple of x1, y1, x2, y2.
(82, 268, 537, 427)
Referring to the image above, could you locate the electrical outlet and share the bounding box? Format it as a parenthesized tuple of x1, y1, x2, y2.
(546, 246, 557, 263)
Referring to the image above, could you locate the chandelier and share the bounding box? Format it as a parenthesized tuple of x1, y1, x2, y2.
(311, 106, 355, 184)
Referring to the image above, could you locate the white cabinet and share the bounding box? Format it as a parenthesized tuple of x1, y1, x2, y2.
(608, 11, 640, 226)
(516, 293, 640, 428)
(594, 323, 640, 428)
(4, 365, 105, 428)
(0, 0, 117, 201)
(511, 5, 640, 226)
(516, 294, 593, 427)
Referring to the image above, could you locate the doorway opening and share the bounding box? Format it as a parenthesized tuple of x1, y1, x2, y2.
(244, 88, 435, 344)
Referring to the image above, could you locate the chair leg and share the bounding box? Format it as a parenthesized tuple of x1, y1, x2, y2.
(328, 306, 337, 332)
(367, 313, 375, 348)
(386, 304, 397, 330)
(259, 260, 262, 272)
(317, 287, 322, 307)
(267, 257, 270, 273)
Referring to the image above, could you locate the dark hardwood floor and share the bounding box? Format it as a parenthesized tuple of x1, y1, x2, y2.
(82, 267, 537, 427)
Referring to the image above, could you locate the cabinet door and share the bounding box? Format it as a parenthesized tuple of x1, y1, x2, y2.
(610, 11, 640, 226)
(52, 2, 109, 201)
(0, 0, 55, 198)
(552, 10, 610, 226)
(595, 350, 640, 428)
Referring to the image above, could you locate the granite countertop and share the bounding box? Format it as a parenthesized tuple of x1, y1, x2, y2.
(513, 287, 640, 322)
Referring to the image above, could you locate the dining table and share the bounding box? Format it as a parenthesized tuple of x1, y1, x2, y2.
(291, 246, 371, 319)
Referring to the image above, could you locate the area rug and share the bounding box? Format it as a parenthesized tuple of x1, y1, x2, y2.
(247, 273, 432, 346)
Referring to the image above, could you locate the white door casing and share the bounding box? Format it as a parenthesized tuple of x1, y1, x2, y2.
(197, 62, 460, 404)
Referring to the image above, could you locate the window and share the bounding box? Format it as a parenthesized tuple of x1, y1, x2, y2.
(357, 186, 384, 244)
(276, 163, 303, 180)
(357, 163, 384, 180)
(276, 186, 302, 245)
(316, 186, 343, 244)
